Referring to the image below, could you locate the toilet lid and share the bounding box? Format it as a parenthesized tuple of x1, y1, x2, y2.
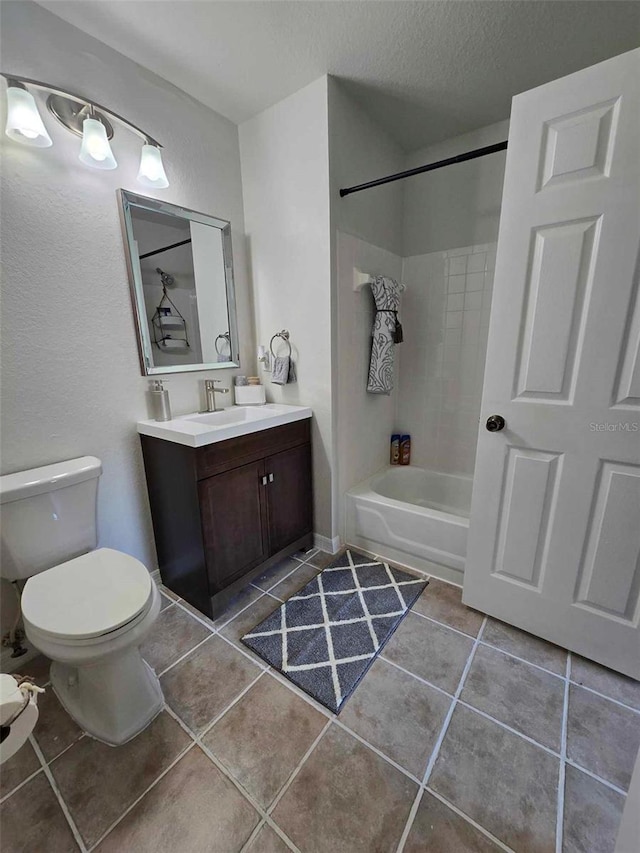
(21, 548, 153, 641)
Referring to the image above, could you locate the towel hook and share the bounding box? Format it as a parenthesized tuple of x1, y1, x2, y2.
(270, 329, 291, 358)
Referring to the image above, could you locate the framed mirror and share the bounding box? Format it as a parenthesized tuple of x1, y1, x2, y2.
(118, 190, 240, 375)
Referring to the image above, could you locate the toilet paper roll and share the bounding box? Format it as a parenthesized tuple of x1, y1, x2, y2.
(0, 676, 40, 765)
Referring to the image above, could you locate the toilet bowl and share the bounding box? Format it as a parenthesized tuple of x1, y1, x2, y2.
(0, 457, 165, 747)
(22, 548, 164, 745)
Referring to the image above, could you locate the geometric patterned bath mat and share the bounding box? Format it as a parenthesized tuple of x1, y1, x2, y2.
(241, 549, 428, 713)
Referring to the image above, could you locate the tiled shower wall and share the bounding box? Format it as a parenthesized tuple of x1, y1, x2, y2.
(397, 243, 496, 477)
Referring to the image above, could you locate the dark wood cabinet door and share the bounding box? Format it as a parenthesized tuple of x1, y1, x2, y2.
(266, 444, 313, 554)
(199, 460, 269, 592)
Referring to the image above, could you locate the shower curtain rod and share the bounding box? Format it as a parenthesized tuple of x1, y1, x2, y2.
(339, 140, 508, 197)
(139, 237, 192, 260)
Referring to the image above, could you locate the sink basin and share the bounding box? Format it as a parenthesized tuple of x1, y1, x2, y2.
(182, 407, 267, 427)
(137, 404, 312, 447)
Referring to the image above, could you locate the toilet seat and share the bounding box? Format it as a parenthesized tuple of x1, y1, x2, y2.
(21, 548, 153, 643)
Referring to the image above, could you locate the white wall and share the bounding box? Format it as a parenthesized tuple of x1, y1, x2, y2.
(328, 79, 406, 534)
(239, 77, 334, 542)
(328, 78, 404, 257)
(403, 120, 509, 257)
(0, 0, 254, 611)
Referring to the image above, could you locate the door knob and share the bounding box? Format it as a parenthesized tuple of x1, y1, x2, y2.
(486, 415, 506, 432)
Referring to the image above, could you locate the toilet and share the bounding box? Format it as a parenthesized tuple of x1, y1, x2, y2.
(0, 456, 164, 746)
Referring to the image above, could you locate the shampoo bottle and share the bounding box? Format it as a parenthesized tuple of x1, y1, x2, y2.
(390, 434, 401, 465)
(400, 434, 411, 465)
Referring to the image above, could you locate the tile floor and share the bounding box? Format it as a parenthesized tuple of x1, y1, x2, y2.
(2, 548, 639, 853)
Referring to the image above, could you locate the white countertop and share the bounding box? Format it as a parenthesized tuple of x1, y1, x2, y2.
(137, 403, 312, 448)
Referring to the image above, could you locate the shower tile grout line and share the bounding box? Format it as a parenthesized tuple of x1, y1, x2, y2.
(29, 733, 88, 853)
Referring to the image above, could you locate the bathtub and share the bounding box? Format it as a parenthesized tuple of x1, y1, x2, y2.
(345, 466, 471, 584)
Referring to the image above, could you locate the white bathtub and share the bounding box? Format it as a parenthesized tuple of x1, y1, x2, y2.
(345, 466, 471, 584)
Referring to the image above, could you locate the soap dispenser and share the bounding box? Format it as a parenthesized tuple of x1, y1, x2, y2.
(149, 380, 172, 422)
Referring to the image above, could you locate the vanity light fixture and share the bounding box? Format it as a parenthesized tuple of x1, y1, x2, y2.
(79, 110, 117, 170)
(1, 73, 169, 187)
(137, 142, 169, 189)
(4, 79, 52, 147)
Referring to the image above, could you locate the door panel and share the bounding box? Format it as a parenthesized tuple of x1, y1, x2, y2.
(199, 460, 269, 592)
(266, 444, 313, 555)
(463, 48, 640, 678)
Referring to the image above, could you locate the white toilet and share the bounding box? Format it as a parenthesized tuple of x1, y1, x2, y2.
(0, 456, 164, 746)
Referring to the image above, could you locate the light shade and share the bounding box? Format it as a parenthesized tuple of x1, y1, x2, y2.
(79, 117, 117, 170)
(137, 143, 169, 189)
(5, 85, 52, 147)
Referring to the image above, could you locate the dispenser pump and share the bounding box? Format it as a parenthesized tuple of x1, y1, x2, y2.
(149, 380, 171, 422)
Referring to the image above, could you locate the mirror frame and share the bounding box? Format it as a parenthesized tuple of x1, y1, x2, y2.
(118, 189, 240, 375)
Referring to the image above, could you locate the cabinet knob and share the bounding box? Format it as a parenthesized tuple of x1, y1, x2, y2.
(261, 475, 268, 485)
(268, 473, 274, 483)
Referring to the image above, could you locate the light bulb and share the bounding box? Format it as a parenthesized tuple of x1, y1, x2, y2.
(79, 116, 117, 170)
(137, 143, 169, 189)
(5, 85, 52, 147)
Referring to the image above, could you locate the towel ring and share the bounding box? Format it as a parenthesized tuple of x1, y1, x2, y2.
(215, 332, 230, 355)
(270, 330, 291, 358)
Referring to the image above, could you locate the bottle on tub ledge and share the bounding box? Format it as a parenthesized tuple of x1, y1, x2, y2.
(390, 434, 401, 465)
(400, 434, 411, 465)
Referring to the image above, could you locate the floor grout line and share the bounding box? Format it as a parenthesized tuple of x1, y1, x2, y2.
(212, 592, 273, 633)
(331, 718, 422, 785)
(155, 633, 214, 678)
(86, 741, 197, 852)
(408, 607, 481, 640)
(396, 616, 488, 853)
(238, 818, 267, 853)
(215, 629, 270, 671)
(455, 699, 561, 759)
(569, 680, 640, 715)
(423, 787, 517, 853)
(29, 734, 88, 853)
(10, 557, 632, 852)
(564, 759, 628, 797)
(556, 653, 571, 853)
(408, 606, 571, 683)
(195, 668, 266, 741)
(395, 788, 424, 852)
(0, 765, 43, 804)
(423, 616, 487, 789)
(266, 718, 333, 817)
(378, 654, 455, 700)
(172, 597, 217, 632)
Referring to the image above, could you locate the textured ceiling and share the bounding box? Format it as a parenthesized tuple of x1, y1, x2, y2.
(37, 1, 640, 151)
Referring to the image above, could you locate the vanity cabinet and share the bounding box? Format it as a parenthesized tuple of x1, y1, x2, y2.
(140, 419, 313, 618)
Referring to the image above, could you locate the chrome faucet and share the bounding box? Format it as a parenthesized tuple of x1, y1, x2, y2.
(203, 379, 229, 412)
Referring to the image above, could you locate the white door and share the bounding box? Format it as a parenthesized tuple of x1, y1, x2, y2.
(463, 48, 640, 679)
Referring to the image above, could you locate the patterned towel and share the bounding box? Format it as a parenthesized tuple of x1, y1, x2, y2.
(367, 276, 405, 395)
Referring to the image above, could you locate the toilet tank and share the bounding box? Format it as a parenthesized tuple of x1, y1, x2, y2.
(0, 457, 102, 581)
